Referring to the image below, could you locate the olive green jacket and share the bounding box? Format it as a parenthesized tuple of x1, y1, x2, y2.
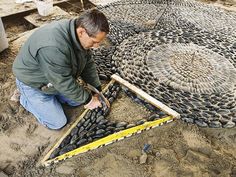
(13, 19, 101, 104)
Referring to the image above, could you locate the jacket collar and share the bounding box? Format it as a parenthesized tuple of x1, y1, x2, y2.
(69, 19, 86, 52)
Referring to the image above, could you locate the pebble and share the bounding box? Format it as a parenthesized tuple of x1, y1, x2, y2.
(59, 145, 76, 155)
(182, 117, 194, 124)
(88, 124, 97, 131)
(103, 108, 110, 116)
(108, 97, 114, 104)
(99, 74, 108, 80)
(49, 148, 60, 159)
(84, 111, 92, 120)
(115, 127, 125, 132)
(223, 121, 235, 128)
(195, 119, 208, 127)
(70, 135, 78, 144)
(70, 127, 78, 136)
(96, 115, 105, 123)
(85, 122, 92, 130)
(116, 122, 128, 128)
(139, 152, 148, 164)
(60, 135, 71, 148)
(76, 139, 87, 147)
(86, 131, 95, 137)
(136, 119, 147, 125)
(83, 119, 91, 127)
(126, 123, 136, 128)
(98, 119, 109, 125)
(209, 121, 222, 128)
(106, 126, 116, 131)
(78, 126, 85, 134)
(96, 129, 106, 135)
(92, 134, 105, 139)
(147, 114, 159, 121)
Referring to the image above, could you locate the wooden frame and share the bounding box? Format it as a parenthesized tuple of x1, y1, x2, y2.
(41, 74, 180, 166)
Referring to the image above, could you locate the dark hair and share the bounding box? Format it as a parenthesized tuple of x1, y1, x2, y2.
(75, 9, 109, 37)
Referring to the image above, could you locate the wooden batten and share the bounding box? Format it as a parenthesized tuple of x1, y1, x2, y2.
(111, 74, 180, 119)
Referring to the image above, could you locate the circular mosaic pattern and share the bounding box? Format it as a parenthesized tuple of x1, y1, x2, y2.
(147, 43, 236, 94)
(92, 0, 236, 128)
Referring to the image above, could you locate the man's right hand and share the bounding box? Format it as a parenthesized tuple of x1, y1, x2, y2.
(84, 96, 102, 110)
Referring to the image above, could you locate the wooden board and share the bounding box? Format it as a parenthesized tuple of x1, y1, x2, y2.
(88, 0, 119, 6)
(0, 0, 68, 18)
(24, 6, 71, 27)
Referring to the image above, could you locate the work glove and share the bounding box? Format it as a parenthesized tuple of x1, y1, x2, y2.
(84, 95, 102, 110)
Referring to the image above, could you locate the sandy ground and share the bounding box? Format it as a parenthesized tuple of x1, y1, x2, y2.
(0, 0, 236, 177)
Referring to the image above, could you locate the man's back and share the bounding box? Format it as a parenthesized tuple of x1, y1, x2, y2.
(13, 19, 72, 89)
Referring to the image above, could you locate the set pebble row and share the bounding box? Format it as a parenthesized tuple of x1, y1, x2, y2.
(49, 83, 167, 159)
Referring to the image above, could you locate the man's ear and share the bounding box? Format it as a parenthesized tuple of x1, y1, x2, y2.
(76, 27, 86, 38)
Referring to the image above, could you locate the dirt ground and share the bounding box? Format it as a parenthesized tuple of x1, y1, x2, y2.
(0, 0, 236, 177)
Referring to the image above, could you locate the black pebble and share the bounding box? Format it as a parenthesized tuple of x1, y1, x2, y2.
(84, 110, 92, 120)
(116, 122, 128, 128)
(49, 148, 60, 159)
(147, 114, 159, 121)
(85, 122, 92, 130)
(106, 126, 116, 131)
(92, 134, 105, 139)
(98, 119, 109, 125)
(83, 119, 90, 127)
(88, 124, 97, 131)
(71, 127, 79, 136)
(115, 127, 125, 132)
(136, 119, 147, 125)
(59, 144, 76, 155)
(76, 139, 87, 147)
(103, 108, 110, 116)
(78, 126, 85, 134)
(108, 97, 114, 104)
(60, 135, 71, 148)
(195, 119, 208, 127)
(86, 131, 95, 137)
(97, 124, 106, 129)
(99, 74, 108, 81)
(70, 135, 78, 144)
(96, 115, 105, 123)
(96, 129, 106, 135)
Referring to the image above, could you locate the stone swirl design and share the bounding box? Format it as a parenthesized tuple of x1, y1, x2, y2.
(91, 0, 236, 128)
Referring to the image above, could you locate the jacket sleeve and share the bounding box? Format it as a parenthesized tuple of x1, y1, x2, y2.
(37, 47, 92, 104)
(80, 51, 102, 91)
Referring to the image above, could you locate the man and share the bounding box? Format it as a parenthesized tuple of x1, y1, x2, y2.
(12, 9, 109, 130)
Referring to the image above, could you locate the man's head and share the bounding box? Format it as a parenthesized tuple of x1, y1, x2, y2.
(75, 9, 109, 49)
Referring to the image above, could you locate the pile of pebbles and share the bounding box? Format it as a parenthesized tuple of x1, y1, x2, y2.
(49, 83, 167, 159)
(90, 0, 236, 128)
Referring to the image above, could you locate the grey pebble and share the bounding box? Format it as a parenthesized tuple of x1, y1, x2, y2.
(76, 139, 87, 147)
(136, 119, 147, 125)
(116, 122, 128, 128)
(96, 129, 106, 135)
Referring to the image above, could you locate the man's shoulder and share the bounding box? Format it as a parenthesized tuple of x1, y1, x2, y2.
(28, 19, 73, 51)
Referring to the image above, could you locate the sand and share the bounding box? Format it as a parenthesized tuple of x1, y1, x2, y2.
(0, 0, 236, 176)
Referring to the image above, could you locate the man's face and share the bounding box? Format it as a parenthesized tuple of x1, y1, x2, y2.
(76, 27, 107, 50)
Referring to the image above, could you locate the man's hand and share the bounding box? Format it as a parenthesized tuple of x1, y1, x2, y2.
(94, 93, 110, 110)
(84, 96, 102, 110)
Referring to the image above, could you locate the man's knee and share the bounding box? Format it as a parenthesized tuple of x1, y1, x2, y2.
(44, 117, 67, 130)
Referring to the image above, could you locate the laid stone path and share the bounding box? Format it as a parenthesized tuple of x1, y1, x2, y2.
(92, 0, 236, 128)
